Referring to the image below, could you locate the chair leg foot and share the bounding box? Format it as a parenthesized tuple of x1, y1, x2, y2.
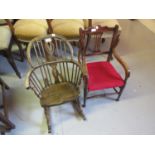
(48, 126, 52, 134)
(7, 57, 21, 78)
(74, 98, 86, 120)
(116, 86, 125, 101)
(44, 107, 52, 134)
(83, 85, 88, 107)
(1, 132, 5, 135)
(82, 104, 86, 108)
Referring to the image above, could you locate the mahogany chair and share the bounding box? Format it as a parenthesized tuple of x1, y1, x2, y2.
(78, 25, 130, 107)
(25, 60, 86, 134)
(0, 78, 15, 134)
(0, 19, 23, 78)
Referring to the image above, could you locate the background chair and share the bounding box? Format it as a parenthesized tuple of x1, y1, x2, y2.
(7, 19, 49, 55)
(89, 19, 122, 43)
(0, 77, 15, 134)
(0, 19, 23, 78)
(89, 19, 122, 31)
(26, 33, 74, 68)
(46, 19, 91, 46)
(25, 60, 86, 134)
(78, 25, 130, 107)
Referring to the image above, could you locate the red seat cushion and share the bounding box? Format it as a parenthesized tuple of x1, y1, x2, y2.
(87, 61, 124, 91)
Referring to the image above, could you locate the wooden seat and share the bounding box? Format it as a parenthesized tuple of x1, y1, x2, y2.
(40, 82, 79, 106)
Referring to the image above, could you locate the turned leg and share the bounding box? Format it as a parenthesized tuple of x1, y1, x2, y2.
(13, 37, 25, 62)
(5, 38, 21, 78)
(116, 86, 125, 101)
(83, 77, 88, 107)
(43, 107, 52, 134)
(7, 56, 21, 78)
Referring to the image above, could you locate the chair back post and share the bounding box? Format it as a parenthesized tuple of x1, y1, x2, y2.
(46, 19, 53, 34)
(107, 25, 119, 61)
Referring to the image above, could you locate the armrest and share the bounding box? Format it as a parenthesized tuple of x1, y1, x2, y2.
(113, 50, 130, 81)
(25, 70, 33, 89)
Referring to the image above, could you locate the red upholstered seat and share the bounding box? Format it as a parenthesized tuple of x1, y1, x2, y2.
(87, 61, 124, 91)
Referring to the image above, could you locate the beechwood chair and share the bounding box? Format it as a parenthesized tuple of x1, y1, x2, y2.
(78, 25, 130, 107)
(25, 34, 86, 133)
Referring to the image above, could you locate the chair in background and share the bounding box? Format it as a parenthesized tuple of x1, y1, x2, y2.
(7, 19, 49, 53)
(46, 19, 91, 46)
(26, 33, 74, 68)
(89, 19, 122, 43)
(0, 77, 15, 134)
(78, 25, 130, 107)
(0, 19, 23, 78)
(89, 19, 122, 31)
(25, 60, 86, 133)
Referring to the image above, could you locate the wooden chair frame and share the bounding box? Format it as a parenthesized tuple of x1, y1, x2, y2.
(78, 25, 130, 107)
(25, 60, 86, 134)
(0, 20, 24, 78)
(26, 33, 74, 68)
(0, 78, 15, 134)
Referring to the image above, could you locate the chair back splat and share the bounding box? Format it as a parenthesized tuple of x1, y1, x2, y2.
(27, 34, 74, 68)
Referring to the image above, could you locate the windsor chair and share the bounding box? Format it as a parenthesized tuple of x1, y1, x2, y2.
(25, 60, 86, 133)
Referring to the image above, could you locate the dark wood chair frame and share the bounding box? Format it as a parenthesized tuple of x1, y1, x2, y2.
(0, 20, 24, 78)
(0, 78, 15, 134)
(78, 25, 130, 107)
(5, 19, 51, 58)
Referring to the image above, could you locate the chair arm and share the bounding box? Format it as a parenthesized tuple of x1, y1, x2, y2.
(25, 70, 33, 89)
(113, 50, 130, 80)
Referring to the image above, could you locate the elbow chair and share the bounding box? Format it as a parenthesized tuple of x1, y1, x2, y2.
(78, 25, 130, 107)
